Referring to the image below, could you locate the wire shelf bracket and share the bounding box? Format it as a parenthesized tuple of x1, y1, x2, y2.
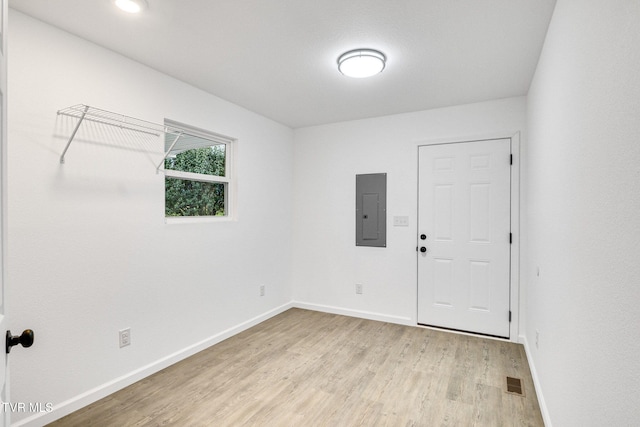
(57, 104, 180, 169)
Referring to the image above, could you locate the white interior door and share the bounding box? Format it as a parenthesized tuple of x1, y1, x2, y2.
(0, 0, 8, 425)
(417, 139, 511, 338)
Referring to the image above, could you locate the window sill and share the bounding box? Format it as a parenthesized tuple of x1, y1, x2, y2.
(164, 216, 235, 225)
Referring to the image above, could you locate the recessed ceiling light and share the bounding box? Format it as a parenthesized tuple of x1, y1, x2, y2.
(114, 0, 147, 14)
(337, 49, 386, 78)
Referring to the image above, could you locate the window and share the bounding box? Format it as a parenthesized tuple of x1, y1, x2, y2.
(163, 119, 234, 219)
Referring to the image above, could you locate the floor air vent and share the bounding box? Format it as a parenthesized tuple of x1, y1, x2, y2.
(506, 376, 525, 396)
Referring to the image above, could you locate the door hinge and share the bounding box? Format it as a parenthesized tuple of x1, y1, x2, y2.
(510, 154, 513, 165)
(509, 233, 512, 244)
(509, 311, 512, 322)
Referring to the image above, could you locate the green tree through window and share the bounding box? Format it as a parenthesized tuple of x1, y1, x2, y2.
(165, 146, 226, 216)
(162, 119, 234, 219)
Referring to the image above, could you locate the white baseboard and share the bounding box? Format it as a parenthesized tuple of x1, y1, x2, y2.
(292, 301, 413, 326)
(519, 334, 552, 427)
(15, 302, 293, 427)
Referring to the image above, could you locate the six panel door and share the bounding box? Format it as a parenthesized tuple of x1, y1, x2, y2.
(417, 139, 511, 338)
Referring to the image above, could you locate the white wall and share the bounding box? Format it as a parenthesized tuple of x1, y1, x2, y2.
(292, 97, 526, 324)
(524, 0, 640, 425)
(7, 11, 293, 425)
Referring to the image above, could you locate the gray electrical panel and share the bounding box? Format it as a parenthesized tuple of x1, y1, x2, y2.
(356, 173, 386, 247)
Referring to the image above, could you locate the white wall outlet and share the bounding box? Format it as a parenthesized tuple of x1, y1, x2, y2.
(259, 284, 265, 297)
(355, 283, 363, 294)
(119, 328, 131, 348)
(535, 330, 540, 349)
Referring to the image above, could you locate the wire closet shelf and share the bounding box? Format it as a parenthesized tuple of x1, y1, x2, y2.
(57, 104, 185, 171)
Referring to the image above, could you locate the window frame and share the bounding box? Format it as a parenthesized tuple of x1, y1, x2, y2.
(163, 119, 236, 223)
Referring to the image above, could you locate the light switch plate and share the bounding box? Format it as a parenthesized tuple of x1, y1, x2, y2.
(393, 215, 409, 227)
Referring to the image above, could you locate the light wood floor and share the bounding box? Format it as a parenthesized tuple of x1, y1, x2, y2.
(49, 309, 544, 426)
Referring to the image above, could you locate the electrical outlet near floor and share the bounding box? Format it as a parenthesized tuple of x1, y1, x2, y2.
(355, 283, 363, 295)
(119, 328, 131, 348)
(535, 330, 540, 349)
(260, 284, 265, 297)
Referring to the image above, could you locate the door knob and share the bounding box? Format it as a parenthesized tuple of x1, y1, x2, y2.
(6, 329, 34, 354)
(420, 234, 427, 240)
(420, 247, 427, 253)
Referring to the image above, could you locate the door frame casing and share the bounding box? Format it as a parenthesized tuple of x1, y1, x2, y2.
(0, 0, 8, 424)
(415, 131, 521, 342)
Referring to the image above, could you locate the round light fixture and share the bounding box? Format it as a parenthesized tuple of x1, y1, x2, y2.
(114, 0, 147, 13)
(337, 49, 386, 78)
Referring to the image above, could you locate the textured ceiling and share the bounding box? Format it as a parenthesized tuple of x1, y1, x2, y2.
(9, 0, 556, 128)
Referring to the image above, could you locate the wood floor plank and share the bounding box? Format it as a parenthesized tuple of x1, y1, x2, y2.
(48, 309, 544, 426)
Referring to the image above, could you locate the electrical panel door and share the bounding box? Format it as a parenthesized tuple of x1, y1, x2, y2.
(356, 173, 386, 247)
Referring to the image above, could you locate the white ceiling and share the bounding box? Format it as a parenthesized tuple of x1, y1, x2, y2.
(9, 0, 556, 129)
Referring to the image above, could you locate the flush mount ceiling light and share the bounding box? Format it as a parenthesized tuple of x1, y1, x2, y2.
(114, 0, 148, 13)
(337, 49, 386, 78)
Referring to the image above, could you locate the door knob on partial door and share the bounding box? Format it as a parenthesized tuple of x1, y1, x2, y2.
(6, 329, 34, 354)
(420, 247, 427, 253)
